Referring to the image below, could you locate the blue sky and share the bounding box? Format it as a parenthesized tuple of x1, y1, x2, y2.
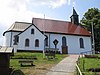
(0, 0, 100, 45)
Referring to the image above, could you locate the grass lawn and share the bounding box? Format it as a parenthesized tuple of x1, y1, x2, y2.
(78, 54, 100, 75)
(10, 52, 68, 75)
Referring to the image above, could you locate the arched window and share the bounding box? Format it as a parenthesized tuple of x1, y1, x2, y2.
(79, 38, 84, 48)
(25, 39, 29, 47)
(45, 35, 48, 46)
(31, 29, 34, 34)
(35, 39, 39, 47)
(13, 35, 19, 45)
(16, 36, 19, 42)
(62, 36, 66, 47)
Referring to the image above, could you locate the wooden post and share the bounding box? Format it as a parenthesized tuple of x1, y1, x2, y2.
(91, 22, 95, 54)
(83, 59, 85, 71)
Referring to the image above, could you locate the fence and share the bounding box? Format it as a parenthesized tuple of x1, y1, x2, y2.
(75, 54, 83, 75)
(76, 64, 83, 75)
(76, 52, 100, 75)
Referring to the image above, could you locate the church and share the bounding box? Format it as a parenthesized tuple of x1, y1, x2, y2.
(3, 8, 92, 54)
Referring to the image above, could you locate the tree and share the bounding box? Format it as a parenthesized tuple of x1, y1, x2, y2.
(81, 8, 100, 52)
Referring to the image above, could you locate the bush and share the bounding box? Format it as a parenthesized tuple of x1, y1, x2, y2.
(10, 69, 25, 75)
(84, 55, 98, 58)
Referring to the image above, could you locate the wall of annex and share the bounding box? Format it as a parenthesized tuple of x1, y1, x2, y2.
(18, 25, 45, 51)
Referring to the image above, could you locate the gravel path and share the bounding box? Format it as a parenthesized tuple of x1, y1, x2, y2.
(46, 55, 79, 75)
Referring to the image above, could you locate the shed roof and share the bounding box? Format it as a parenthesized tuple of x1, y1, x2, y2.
(0, 46, 13, 53)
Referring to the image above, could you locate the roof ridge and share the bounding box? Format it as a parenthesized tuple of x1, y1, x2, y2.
(32, 17, 70, 23)
(15, 21, 31, 24)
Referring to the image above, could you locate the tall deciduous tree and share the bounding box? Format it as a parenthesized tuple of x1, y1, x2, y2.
(81, 8, 100, 52)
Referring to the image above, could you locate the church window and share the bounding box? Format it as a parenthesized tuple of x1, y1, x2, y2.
(62, 36, 66, 47)
(35, 39, 39, 47)
(45, 35, 48, 46)
(31, 29, 34, 34)
(79, 38, 84, 48)
(25, 39, 30, 47)
(16, 36, 19, 42)
(13, 35, 19, 45)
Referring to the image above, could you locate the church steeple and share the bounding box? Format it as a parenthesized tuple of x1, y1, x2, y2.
(70, 7, 79, 25)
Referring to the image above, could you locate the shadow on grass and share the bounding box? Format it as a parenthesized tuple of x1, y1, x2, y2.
(20, 65, 35, 67)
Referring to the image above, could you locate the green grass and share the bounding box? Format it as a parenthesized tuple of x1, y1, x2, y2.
(10, 52, 68, 74)
(78, 54, 100, 75)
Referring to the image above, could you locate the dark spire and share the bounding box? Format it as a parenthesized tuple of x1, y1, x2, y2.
(73, 7, 78, 16)
(70, 7, 79, 25)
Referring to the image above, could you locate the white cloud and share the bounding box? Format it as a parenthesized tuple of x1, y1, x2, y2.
(29, 0, 68, 8)
(0, 0, 71, 29)
(0, 0, 45, 45)
(48, 0, 67, 8)
(0, 0, 45, 27)
(50, 0, 67, 8)
(0, 0, 70, 45)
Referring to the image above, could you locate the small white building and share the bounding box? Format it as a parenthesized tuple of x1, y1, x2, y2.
(3, 8, 92, 54)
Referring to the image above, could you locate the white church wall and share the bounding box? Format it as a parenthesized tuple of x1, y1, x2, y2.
(67, 35, 79, 54)
(49, 34, 62, 52)
(4, 27, 91, 54)
(4, 32, 20, 46)
(80, 36, 92, 53)
(17, 25, 45, 51)
(45, 33, 67, 53)
(67, 35, 92, 54)
(4, 32, 11, 46)
(45, 33, 92, 54)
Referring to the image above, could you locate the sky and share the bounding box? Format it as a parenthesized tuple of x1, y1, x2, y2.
(0, 0, 100, 46)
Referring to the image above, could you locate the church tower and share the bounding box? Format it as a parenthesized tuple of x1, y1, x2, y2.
(70, 7, 79, 25)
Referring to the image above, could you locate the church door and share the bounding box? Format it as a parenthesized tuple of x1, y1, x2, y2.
(62, 37, 68, 54)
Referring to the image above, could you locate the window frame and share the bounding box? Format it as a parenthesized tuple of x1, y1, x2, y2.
(62, 36, 67, 47)
(25, 38, 30, 47)
(35, 39, 39, 47)
(31, 29, 34, 34)
(79, 38, 84, 48)
(45, 35, 48, 46)
(13, 35, 19, 45)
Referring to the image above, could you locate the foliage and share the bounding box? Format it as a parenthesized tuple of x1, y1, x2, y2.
(81, 8, 100, 52)
(11, 69, 25, 75)
(78, 55, 100, 75)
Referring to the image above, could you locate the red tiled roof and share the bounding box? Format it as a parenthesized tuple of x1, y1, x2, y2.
(32, 18, 91, 36)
